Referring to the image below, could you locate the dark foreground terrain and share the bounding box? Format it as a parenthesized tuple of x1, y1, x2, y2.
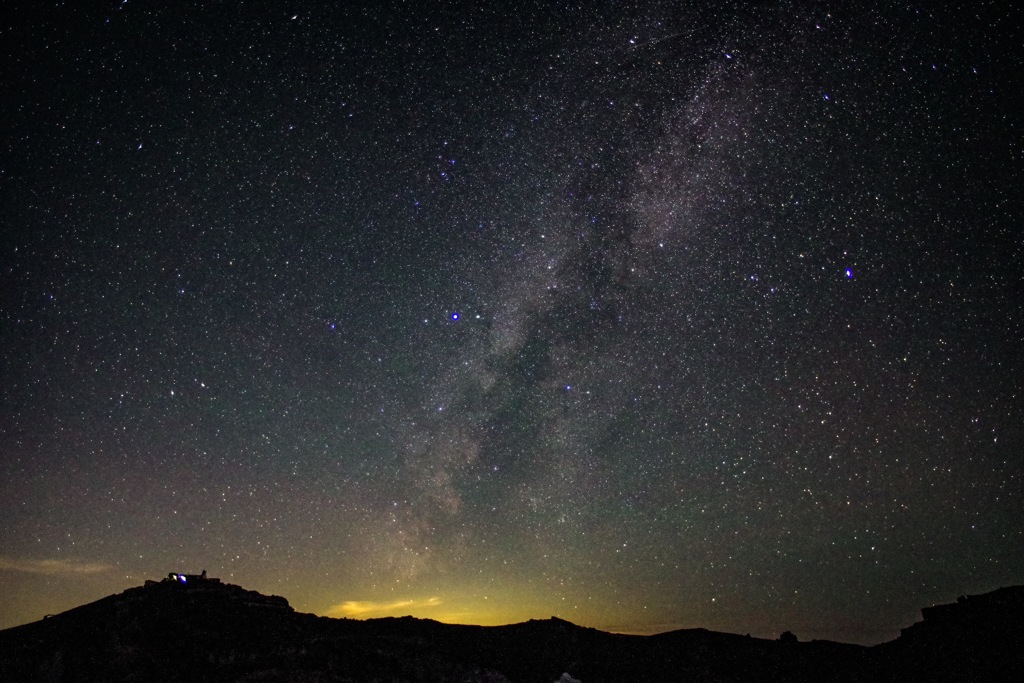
(1, 577, 1021, 682)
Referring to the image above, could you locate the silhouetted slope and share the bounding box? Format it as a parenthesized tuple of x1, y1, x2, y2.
(872, 586, 1024, 682)
(1, 579, 1021, 682)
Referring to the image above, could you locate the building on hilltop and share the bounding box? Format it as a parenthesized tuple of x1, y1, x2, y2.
(157, 570, 221, 586)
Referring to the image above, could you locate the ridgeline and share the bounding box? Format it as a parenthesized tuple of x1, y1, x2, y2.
(1, 574, 1021, 682)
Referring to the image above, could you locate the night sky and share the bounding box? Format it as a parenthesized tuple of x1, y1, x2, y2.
(2, 2, 1021, 645)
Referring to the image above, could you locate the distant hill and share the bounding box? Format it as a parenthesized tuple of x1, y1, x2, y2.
(1, 575, 1021, 682)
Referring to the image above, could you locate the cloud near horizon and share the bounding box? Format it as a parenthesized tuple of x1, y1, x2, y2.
(0, 556, 113, 576)
(326, 596, 443, 618)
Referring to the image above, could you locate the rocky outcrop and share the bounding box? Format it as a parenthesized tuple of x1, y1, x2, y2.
(873, 586, 1024, 682)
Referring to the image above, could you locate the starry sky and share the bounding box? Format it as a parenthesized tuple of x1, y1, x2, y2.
(1, 1, 1021, 645)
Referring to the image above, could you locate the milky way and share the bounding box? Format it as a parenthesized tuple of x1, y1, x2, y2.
(1, 2, 1021, 643)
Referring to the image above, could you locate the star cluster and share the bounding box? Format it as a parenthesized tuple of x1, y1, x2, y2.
(1, 2, 1021, 643)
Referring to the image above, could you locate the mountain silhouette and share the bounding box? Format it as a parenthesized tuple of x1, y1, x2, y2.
(1, 574, 1021, 682)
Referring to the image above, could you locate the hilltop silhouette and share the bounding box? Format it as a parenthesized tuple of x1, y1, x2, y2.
(1, 574, 1021, 682)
